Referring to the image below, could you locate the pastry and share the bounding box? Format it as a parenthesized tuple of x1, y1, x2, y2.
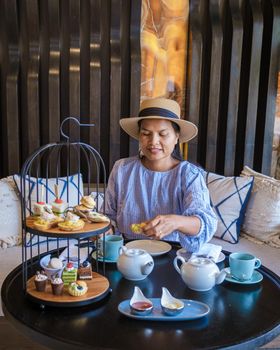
(34, 271, 47, 292)
(58, 212, 85, 231)
(78, 261, 92, 280)
(33, 211, 63, 230)
(130, 222, 147, 234)
(62, 262, 77, 285)
(87, 212, 110, 223)
(33, 201, 46, 216)
(80, 195, 96, 209)
(51, 275, 64, 295)
(68, 281, 88, 296)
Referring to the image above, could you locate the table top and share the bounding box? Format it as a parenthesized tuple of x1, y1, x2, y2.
(2, 243, 280, 350)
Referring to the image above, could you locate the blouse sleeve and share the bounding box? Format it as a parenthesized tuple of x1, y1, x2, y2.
(178, 168, 217, 252)
(104, 162, 119, 227)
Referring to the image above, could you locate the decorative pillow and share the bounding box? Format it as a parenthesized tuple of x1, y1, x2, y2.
(0, 176, 21, 248)
(204, 172, 254, 243)
(241, 166, 280, 247)
(13, 173, 84, 215)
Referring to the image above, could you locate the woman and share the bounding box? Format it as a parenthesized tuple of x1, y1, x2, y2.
(104, 98, 217, 252)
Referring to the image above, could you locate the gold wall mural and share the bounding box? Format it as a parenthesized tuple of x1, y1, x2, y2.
(140, 0, 189, 110)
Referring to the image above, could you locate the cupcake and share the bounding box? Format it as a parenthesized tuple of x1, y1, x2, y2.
(34, 271, 47, 292)
(51, 275, 64, 295)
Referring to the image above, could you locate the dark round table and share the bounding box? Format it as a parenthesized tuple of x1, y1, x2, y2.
(1, 244, 280, 349)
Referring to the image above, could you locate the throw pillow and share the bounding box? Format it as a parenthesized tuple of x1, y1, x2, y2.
(241, 166, 280, 247)
(0, 176, 21, 248)
(204, 172, 254, 244)
(13, 173, 84, 215)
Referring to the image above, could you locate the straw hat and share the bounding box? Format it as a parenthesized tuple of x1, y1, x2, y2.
(119, 98, 198, 143)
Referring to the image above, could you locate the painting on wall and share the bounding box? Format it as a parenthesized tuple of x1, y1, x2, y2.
(140, 0, 189, 112)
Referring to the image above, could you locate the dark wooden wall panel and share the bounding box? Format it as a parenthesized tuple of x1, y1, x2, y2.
(187, 0, 279, 175)
(0, 0, 279, 179)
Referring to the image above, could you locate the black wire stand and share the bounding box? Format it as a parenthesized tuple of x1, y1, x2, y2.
(20, 117, 111, 307)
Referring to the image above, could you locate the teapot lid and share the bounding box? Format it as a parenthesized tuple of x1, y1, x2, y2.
(124, 248, 147, 257)
(189, 257, 214, 266)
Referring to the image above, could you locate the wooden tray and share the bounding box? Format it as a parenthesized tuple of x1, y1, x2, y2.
(26, 272, 110, 307)
(26, 216, 110, 239)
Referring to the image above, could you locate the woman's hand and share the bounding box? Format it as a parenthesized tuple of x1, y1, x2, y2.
(142, 215, 177, 239)
(142, 214, 201, 239)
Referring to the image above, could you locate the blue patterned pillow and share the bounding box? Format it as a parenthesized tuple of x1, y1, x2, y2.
(13, 174, 83, 214)
(204, 172, 254, 243)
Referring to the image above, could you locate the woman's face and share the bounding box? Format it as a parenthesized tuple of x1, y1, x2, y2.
(139, 119, 179, 163)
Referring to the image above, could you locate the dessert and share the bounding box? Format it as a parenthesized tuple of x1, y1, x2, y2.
(58, 212, 85, 231)
(48, 257, 64, 270)
(87, 212, 110, 223)
(130, 222, 147, 234)
(80, 195, 96, 209)
(62, 262, 77, 285)
(33, 211, 63, 230)
(78, 261, 92, 280)
(34, 271, 47, 292)
(51, 275, 64, 295)
(68, 281, 88, 296)
(33, 201, 46, 216)
(52, 184, 68, 215)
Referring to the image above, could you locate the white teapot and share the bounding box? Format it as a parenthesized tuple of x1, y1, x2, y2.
(117, 246, 154, 281)
(173, 256, 227, 291)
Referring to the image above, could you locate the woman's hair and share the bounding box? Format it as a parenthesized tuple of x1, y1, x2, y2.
(138, 120, 183, 161)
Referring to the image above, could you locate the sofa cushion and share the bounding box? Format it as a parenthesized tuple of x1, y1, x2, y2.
(241, 166, 280, 247)
(13, 173, 83, 215)
(0, 176, 21, 248)
(204, 171, 254, 244)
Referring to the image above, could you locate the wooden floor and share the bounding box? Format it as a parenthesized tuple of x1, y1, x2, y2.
(0, 316, 279, 349)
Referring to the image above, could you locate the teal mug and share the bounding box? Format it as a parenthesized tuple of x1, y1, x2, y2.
(98, 235, 123, 261)
(229, 252, 261, 281)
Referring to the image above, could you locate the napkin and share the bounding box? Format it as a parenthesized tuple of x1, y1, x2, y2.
(191, 243, 222, 263)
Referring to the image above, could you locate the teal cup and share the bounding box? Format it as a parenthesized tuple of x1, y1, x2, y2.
(98, 235, 123, 261)
(229, 252, 261, 281)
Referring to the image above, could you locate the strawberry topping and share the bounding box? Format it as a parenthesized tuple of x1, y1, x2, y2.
(55, 198, 63, 204)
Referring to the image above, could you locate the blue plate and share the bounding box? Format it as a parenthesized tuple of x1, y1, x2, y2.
(224, 268, 263, 284)
(118, 298, 210, 321)
(91, 251, 117, 263)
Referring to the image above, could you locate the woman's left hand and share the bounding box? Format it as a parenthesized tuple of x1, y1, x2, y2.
(142, 215, 177, 239)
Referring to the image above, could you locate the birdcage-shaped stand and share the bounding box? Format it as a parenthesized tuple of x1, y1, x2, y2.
(20, 118, 111, 307)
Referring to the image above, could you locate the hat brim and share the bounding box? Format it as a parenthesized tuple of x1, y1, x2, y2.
(119, 116, 198, 143)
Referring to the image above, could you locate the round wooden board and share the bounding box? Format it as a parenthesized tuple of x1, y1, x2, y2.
(27, 272, 110, 304)
(26, 216, 110, 236)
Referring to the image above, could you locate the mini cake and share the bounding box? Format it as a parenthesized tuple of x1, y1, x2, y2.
(80, 195, 96, 209)
(34, 271, 47, 292)
(52, 198, 68, 215)
(68, 281, 88, 297)
(62, 262, 77, 285)
(58, 212, 85, 231)
(51, 275, 64, 295)
(78, 261, 92, 280)
(33, 201, 46, 216)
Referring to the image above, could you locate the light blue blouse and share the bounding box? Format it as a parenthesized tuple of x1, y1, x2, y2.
(104, 156, 217, 252)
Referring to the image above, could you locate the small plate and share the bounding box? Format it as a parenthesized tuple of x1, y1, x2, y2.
(224, 268, 263, 284)
(118, 298, 210, 321)
(176, 248, 225, 263)
(91, 251, 118, 263)
(125, 240, 172, 257)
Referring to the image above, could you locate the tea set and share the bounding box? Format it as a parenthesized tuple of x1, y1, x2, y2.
(95, 237, 263, 320)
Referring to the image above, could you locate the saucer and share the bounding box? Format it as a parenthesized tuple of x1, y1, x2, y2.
(224, 268, 263, 284)
(91, 251, 118, 263)
(125, 240, 172, 257)
(176, 248, 225, 263)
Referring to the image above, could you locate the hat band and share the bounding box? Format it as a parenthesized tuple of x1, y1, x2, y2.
(138, 107, 179, 120)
